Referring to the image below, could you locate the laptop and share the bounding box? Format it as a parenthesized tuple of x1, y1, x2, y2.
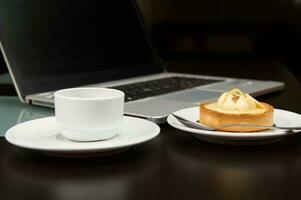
(0, 0, 284, 123)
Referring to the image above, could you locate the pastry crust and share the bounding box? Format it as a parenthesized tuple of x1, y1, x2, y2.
(200, 102, 274, 132)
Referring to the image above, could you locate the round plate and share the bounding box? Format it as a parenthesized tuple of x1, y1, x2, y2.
(167, 107, 301, 145)
(5, 116, 160, 157)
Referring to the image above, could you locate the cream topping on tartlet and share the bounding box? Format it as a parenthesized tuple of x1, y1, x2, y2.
(205, 89, 267, 114)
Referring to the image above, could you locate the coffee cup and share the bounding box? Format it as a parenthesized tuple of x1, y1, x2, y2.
(54, 87, 124, 141)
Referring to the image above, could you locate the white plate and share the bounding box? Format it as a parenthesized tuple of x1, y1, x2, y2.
(167, 107, 301, 145)
(5, 116, 160, 157)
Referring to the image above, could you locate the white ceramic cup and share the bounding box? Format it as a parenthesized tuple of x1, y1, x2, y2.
(54, 87, 124, 141)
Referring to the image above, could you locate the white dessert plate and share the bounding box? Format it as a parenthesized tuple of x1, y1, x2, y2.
(5, 116, 160, 157)
(167, 107, 301, 145)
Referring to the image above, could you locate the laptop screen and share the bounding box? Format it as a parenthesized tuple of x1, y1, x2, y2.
(0, 0, 163, 96)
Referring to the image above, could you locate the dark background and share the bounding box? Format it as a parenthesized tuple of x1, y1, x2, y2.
(137, 0, 301, 81)
(0, 53, 4, 74)
(1, 0, 301, 81)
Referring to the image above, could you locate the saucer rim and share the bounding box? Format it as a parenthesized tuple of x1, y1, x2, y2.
(5, 116, 160, 153)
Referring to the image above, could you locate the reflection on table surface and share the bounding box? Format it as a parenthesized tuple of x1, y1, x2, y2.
(1, 137, 161, 200)
(162, 130, 301, 200)
(0, 96, 53, 136)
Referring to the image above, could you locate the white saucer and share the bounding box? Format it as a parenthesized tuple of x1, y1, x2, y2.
(5, 116, 160, 157)
(167, 107, 301, 145)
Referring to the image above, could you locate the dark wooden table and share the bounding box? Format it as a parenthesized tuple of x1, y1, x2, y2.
(0, 61, 301, 200)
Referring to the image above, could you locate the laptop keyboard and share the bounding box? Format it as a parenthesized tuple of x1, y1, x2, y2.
(110, 77, 222, 102)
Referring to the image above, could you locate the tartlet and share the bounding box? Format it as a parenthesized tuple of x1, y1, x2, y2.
(199, 89, 274, 132)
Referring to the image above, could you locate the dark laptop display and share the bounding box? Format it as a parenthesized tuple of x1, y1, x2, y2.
(0, 0, 162, 97)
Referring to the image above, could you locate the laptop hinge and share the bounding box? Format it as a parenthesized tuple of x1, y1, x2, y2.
(30, 99, 54, 108)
